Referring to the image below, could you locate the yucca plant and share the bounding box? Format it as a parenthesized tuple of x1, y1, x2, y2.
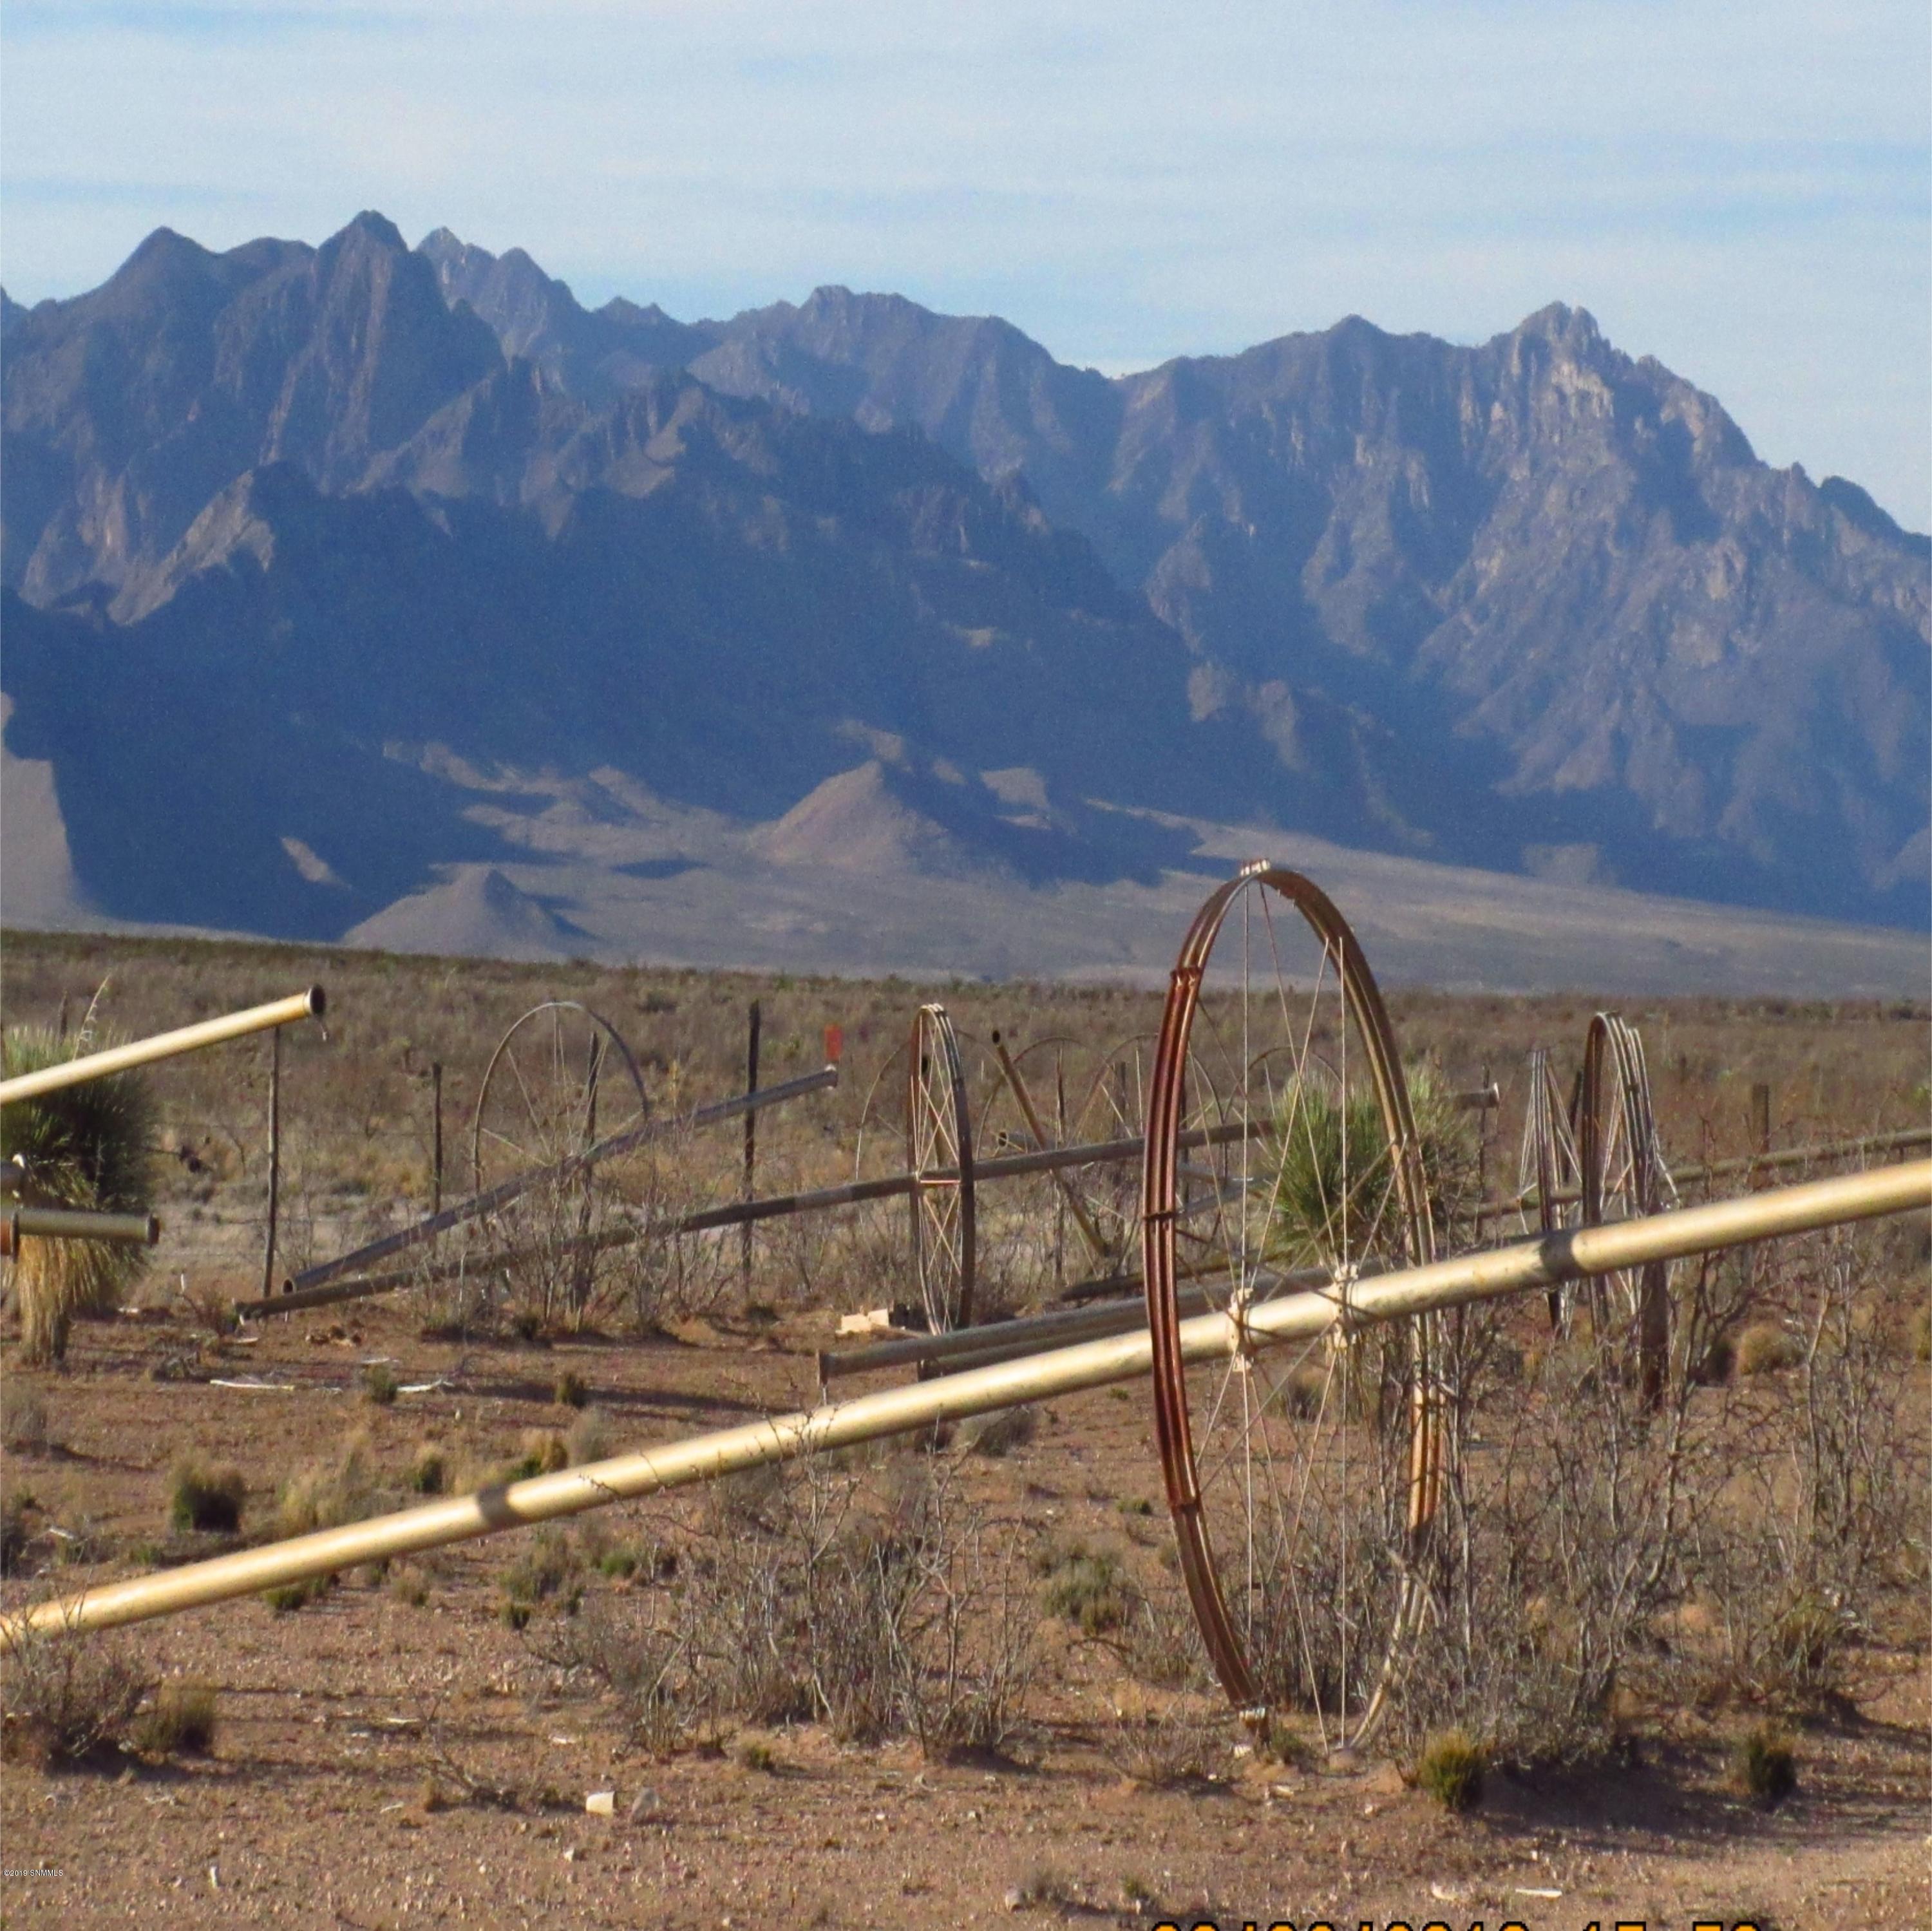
(1268, 1060, 1481, 1267)
(1, 1019, 156, 1364)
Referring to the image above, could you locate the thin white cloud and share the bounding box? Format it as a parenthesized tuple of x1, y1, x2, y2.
(3, 0, 1927, 524)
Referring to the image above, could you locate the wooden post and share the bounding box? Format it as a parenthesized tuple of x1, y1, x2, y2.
(261, 1028, 281, 1304)
(741, 1000, 762, 1295)
(430, 1061, 444, 1217)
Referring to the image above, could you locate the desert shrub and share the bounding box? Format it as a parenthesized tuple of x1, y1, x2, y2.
(735, 1737, 777, 1772)
(565, 1407, 615, 1466)
(1415, 1728, 1486, 1811)
(1037, 1540, 1132, 1635)
(167, 1458, 246, 1534)
(1, 1493, 39, 1577)
(958, 1404, 1036, 1458)
(278, 1431, 383, 1538)
(1268, 1060, 1479, 1267)
(509, 1430, 569, 1480)
(389, 1563, 430, 1608)
(1, 1017, 156, 1364)
(0, 1617, 148, 1767)
(133, 1679, 218, 1757)
(408, 1445, 447, 1494)
(1102, 1706, 1222, 1788)
(500, 1527, 581, 1621)
(703, 1462, 786, 1537)
(1118, 1584, 1211, 1691)
(545, 1458, 1032, 1758)
(361, 1361, 400, 1406)
(1, 1385, 50, 1455)
(553, 1370, 588, 1409)
(262, 1575, 332, 1614)
(527, 1592, 699, 1757)
(1730, 1722, 1796, 1807)
(1686, 1323, 1737, 1384)
(1736, 1324, 1802, 1375)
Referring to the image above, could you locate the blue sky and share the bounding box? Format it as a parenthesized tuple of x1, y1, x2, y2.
(5, 1, 1927, 528)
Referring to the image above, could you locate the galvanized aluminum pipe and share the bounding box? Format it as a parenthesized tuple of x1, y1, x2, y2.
(0, 1207, 160, 1258)
(282, 1063, 842, 1297)
(237, 1117, 1267, 1320)
(1468, 1124, 1930, 1221)
(7, 1157, 1924, 1644)
(0, 990, 325, 1107)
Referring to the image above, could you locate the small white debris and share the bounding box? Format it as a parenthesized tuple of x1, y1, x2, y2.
(585, 1791, 616, 1817)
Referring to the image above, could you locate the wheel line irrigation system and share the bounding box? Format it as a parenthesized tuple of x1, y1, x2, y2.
(7, 1154, 1925, 1645)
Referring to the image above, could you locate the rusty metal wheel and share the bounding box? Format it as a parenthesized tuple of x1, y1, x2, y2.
(470, 1002, 650, 1324)
(908, 1004, 975, 1333)
(1142, 864, 1439, 1749)
(977, 1033, 1088, 1296)
(1577, 1013, 1676, 1402)
(1516, 1044, 1582, 1328)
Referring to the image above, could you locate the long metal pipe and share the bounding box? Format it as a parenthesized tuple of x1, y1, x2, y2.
(236, 1116, 1267, 1319)
(281, 1063, 841, 1297)
(8, 1157, 1923, 1645)
(0, 1207, 160, 1257)
(0, 989, 325, 1107)
(1468, 1125, 1929, 1221)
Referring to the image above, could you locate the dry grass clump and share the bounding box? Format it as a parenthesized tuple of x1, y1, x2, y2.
(133, 1679, 218, 1757)
(262, 1575, 332, 1614)
(361, 1361, 401, 1405)
(957, 1404, 1037, 1458)
(1730, 1721, 1797, 1807)
(1415, 1728, 1486, 1811)
(1036, 1539, 1132, 1635)
(0, 1618, 149, 1767)
(1735, 1323, 1803, 1375)
(565, 1407, 615, 1466)
(507, 1430, 569, 1480)
(498, 1526, 582, 1626)
(1, 1017, 156, 1364)
(1101, 1705, 1223, 1788)
(408, 1444, 448, 1494)
(1906, 1302, 1930, 1364)
(553, 1370, 589, 1409)
(166, 1457, 246, 1534)
(277, 1429, 384, 1539)
(1, 1384, 50, 1455)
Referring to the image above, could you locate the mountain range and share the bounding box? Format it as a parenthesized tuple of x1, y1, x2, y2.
(2, 211, 1926, 975)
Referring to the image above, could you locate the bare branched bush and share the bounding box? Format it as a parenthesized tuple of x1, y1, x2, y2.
(0, 1613, 149, 1767)
(1381, 1220, 1927, 1757)
(1101, 1704, 1226, 1787)
(537, 1453, 1034, 1759)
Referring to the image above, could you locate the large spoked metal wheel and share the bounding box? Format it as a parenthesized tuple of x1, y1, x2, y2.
(470, 1002, 650, 1325)
(908, 1004, 975, 1333)
(1516, 1044, 1582, 1328)
(978, 1033, 1094, 1297)
(1142, 864, 1439, 1751)
(1578, 1013, 1676, 1403)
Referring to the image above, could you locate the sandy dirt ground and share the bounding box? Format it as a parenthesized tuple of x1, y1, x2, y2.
(4, 1294, 1927, 1931)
